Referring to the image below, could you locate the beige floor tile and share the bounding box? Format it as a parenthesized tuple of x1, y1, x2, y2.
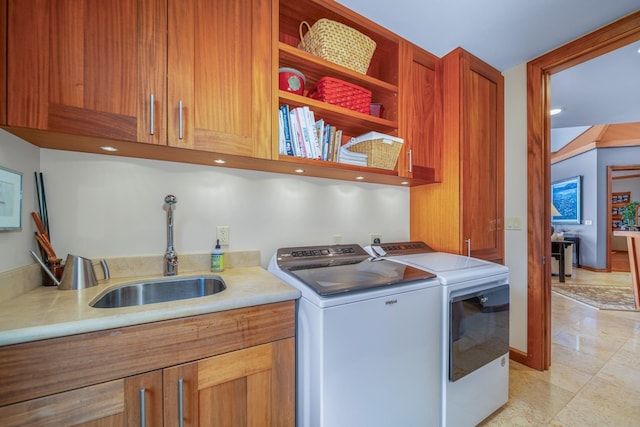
(596, 346, 640, 393)
(484, 268, 640, 426)
(552, 376, 640, 427)
(551, 341, 609, 376)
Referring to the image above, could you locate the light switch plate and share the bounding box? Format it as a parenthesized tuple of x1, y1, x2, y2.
(505, 217, 522, 230)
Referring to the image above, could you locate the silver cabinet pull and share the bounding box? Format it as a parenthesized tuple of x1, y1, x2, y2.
(465, 239, 471, 257)
(178, 101, 184, 140)
(408, 149, 413, 173)
(149, 94, 155, 135)
(178, 378, 184, 427)
(139, 388, 146, 427)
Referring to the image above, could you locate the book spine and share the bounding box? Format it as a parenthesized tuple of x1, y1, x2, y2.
(290, 109, 306, 157)
(279, 105, 294, 156)
(327, 126, 337, 162)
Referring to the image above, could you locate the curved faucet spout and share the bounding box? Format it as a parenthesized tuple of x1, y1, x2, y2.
(164, 195, 178, 276)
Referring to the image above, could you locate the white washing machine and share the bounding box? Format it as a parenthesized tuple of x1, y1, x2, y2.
(268, 244, 442, 427)
(365, 241, 510, 427)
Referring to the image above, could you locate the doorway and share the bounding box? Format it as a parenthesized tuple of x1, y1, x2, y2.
(526, 11, 640, 371)
(608, 165, 640, 272)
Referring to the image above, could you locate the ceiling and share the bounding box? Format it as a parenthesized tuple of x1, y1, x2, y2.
(338, 0, 640, 131)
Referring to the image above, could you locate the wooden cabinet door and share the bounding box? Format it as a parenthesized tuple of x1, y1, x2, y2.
(399, 41, 441, 182)
(163, 338, 295, 427)
(410, 48, 504, 263)
(6, 0, 166, 144)
(0, 371, 162, 427)
(167, 0, 272, 158)
(459, 50, 504, 263)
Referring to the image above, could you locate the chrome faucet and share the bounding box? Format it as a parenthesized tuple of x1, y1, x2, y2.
(164, 195, 178, 276)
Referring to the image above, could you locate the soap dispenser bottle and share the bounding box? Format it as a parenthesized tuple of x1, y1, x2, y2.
(211, 239, 225, 272)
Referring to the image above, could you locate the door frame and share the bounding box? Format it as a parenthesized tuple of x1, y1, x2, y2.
(608, 165, 640, 271)
(526, 11, 640, 370)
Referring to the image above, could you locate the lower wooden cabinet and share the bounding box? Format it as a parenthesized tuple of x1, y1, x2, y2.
(0, 371, 163, 427)
(164, 339, 294, 427)
(0, 302, 295, 427)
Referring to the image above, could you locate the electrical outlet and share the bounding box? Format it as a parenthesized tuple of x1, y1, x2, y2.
(369, 233, 382, 245)
(216, 226, 230, 245)
(333, 234, 343, 244)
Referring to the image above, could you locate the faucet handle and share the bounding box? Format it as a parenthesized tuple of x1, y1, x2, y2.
(165, 250, 179, 276)
(165, 250, 178, 265)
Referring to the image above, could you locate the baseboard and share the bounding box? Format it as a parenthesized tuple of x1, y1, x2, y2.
(580, 265, 608, 273)
(508, 347, 528, 365)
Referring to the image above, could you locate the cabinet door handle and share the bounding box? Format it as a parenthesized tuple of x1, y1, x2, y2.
(465, 239, 471, 257)
(178, 101, 184, 140)
(149, 94, 155, 135)
(178, 378, 184, 427)
(139, 388, 146, 427)
(408, 149, 413, 173)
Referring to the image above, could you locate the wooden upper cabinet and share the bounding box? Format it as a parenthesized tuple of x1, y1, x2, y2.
(411, 48, 504, 263)
(398, 41, 441, 182)
(167, 0, 272, 158)
(6, 0, 166, 144)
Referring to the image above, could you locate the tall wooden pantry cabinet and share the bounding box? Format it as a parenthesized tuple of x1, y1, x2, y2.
(410, 48, 504, 263)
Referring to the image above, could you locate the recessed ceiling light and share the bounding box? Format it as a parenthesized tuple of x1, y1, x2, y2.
(355, 176, 365, 180)
(550, 108, 563, 116)
(401, 181, 409, 185)
(294, 169, 305, 173)
(99, 146, 119, 152)
(213, 159, 226, 164)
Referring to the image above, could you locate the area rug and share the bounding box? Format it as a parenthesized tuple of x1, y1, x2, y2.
(552, 284, 638, 311)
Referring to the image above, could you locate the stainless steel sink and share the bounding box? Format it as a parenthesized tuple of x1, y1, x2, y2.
(90, 275, 226, 308)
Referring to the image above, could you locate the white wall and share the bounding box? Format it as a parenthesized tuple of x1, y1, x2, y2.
(0, 131, 40, 272)
(10, 145, 409, 269)
(2, 62, 531, 353)
(503, 63, 528, 353)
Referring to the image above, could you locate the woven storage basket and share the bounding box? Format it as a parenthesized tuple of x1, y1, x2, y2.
(343, 132, 403, 170)
(298, 19, 376, 74)
(307, 77, 372, 114)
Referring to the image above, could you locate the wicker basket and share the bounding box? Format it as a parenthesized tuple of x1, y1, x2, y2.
(342, 132, 404, 170)
(307, 77, 372, 114)
(298, 19, 376, 74)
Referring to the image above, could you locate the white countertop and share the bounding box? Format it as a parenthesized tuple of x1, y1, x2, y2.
(0, 266, 300, 346)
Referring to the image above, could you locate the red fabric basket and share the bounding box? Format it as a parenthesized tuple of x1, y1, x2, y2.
(307, 77, 372, 114)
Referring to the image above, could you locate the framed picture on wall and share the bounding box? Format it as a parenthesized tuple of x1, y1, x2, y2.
(551, 175, 582, 225)
(0, 166, 23, 231)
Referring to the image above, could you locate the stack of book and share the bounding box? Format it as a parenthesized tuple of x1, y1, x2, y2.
(278, 105, 344, 162)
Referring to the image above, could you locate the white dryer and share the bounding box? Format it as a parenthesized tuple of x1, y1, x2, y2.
(365, 241, 510, 427)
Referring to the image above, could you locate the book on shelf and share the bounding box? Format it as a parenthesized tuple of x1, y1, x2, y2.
(279, 105, 294, 156)
(288, 109, 306, 157)
(302, 106, 321, 160)
(279, 104, 356, 164)
(333, 129, 343, 162)
(327, 125, 337, 162)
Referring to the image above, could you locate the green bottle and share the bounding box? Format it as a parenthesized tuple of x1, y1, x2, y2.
(211, 239, 224, 272)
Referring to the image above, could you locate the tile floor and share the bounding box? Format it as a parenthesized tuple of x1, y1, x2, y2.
(480, 268, 640, 426)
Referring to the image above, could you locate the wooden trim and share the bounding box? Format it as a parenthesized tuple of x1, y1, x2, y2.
(0, 301, 295, 407)
(526, 10, 640, 371)
(0, 0, 6, 124)
(607, 166, 614, 271)
(550, 123, 640, 164)
(508, 347, 528, 366)
(613, 173, 640, 180)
